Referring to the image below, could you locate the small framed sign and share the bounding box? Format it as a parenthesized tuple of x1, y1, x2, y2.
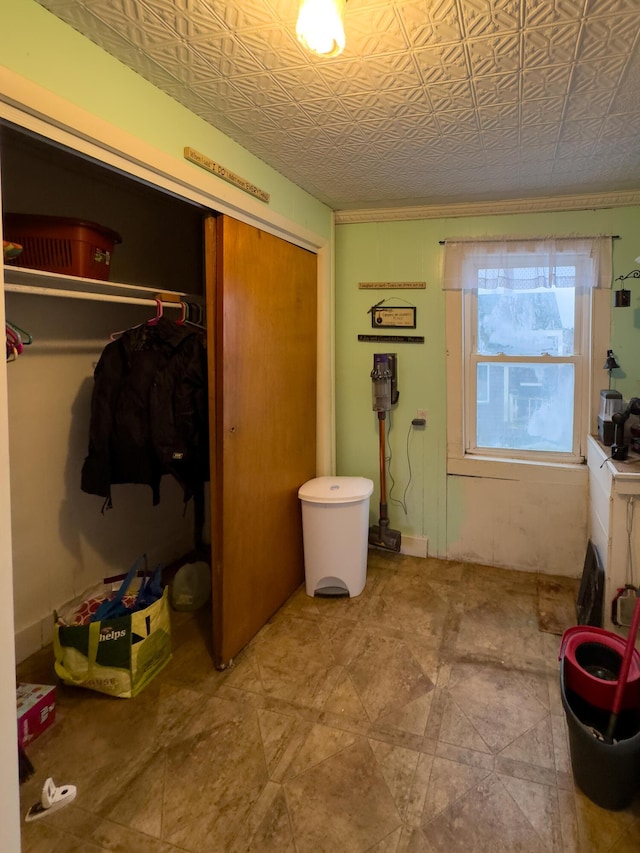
(371, 306, 416, 329)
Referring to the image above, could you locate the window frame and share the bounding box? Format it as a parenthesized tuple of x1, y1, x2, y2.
(463, 284, 587, 464)
(446, 264, 610, 480)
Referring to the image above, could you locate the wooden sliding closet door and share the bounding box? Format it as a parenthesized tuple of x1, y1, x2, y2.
(205, 214, 317, 668)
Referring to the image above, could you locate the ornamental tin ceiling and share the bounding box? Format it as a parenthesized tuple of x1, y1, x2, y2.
(35, 0, 640, 212)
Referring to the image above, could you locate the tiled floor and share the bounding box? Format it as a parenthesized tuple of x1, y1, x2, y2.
(17, 552, 640, 852)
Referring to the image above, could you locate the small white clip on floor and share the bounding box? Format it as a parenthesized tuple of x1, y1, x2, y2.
(25, 777, 77, 822)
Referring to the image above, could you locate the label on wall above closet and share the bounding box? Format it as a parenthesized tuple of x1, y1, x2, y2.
(359, 282, 426, 289)
(184, 147, 270, 204)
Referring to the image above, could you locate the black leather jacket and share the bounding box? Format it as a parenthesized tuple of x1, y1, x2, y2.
(81, 316, 209, 507)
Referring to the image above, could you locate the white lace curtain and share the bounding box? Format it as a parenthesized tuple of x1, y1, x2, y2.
(442, 236, 613, 291)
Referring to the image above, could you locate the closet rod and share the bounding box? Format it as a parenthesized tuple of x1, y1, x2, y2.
(4, 283, 184, 309)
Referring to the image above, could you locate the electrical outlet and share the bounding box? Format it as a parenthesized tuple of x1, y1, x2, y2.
(412, 408, 427, 428)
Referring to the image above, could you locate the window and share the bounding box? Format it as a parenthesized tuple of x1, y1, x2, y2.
(444, 237, 612, 466)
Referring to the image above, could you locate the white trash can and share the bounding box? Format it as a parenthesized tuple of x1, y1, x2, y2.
(298, 476, 374, 598)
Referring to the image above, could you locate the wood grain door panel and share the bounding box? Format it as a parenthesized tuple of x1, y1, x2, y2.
(206, 214, 317, 667)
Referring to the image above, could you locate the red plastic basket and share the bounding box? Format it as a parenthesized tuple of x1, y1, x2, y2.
(3, 213, 121, 281)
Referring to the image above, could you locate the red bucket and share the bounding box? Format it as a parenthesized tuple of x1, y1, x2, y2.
(559, 626, 640, 712)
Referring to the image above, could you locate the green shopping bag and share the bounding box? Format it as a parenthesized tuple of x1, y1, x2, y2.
(53, 561, 172, 698)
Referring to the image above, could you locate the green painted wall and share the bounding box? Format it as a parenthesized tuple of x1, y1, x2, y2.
(3, 0, 640, 558)
(1, 0, 332, 240)
(336, 206, 640, 556)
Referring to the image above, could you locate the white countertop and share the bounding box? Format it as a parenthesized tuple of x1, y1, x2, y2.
(588, 434, 640, 488)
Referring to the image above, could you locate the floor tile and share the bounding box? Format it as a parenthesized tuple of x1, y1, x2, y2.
(423, 773, 548, 851)
(17, 553, 640, 851)
(447, 661, 549, 753)
(284, 738, 402, 852)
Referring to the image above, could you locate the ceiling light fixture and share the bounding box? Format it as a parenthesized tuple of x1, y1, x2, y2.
(296, 0, 346, 57)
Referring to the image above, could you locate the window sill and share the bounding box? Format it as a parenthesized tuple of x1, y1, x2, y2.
(447, 453, 588, 484)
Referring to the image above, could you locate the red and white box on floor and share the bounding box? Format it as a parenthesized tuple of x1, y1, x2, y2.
(16, 683, 56, 747)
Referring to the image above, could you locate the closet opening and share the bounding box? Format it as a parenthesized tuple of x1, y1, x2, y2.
(1, 119, 214, 667)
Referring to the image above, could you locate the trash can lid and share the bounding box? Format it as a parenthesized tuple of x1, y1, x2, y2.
(298, 476, 374, 504)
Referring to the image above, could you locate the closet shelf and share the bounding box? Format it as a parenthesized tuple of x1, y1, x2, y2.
(3, 266, 198, 307)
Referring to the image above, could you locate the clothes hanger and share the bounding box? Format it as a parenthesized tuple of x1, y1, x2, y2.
(183, 301, 207, 330)
(6, 320, 32, 345)
(147, 297, 164, 326)
(110, 297, 165, 341)
(6, 324, 24, 357)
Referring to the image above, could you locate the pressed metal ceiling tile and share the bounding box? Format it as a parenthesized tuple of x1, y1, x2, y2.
(609, 49, 640, 111)
(258, 103, 318, 130)
(591, 146, 640, 172)
(481, 126, 520, 147)
(426, 79, 476, 110)
(315, 54, 423, 97)
(522, 65, 572, 98)
(570, 57, 628, 93)
(437, 109, 480, 132)
(519, 124, 561, 146)
(562, 113, 605, 133)
(140, 0, 227, 41)
(586, 0, 639, 15)
(476, 103, 520, 128)
(525, 0, 586, 27)
(298, 97, 353, 125)
(224, 71, 292, 106)
(396, 0, 463, 48)
(413, 43, 469, 83)
(601, 112, 640, 139)
(389, 92, 436, 118)
(205, 0, 278, 31)
(578, 14, 639, 61)
(33, 0, 640, 209)
(358, 118, 438, 145)
(519, 96, 566, 124)
(183, 32, 265, 78)
(518, 142, 558, 163)
(233, 25, 309, 71)
(268, 66, 332, 102)
(556, 140, 598, 159)
(473, 72, 520, 105)
(86, 0, 177, 46)
(458, 0, 521, 38)
(144, 41, 227, 84)
(467, 33, 521, 75)
(338, 93, 404, 122)
(340, 87, 433, 120)
(563, 90, 613, 121)
(345, 4, 411, 56)
(521, 23, 582, 69)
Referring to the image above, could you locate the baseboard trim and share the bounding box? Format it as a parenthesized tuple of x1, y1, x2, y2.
(400, 536, 429, 558)
(15, 615, 54, 665)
